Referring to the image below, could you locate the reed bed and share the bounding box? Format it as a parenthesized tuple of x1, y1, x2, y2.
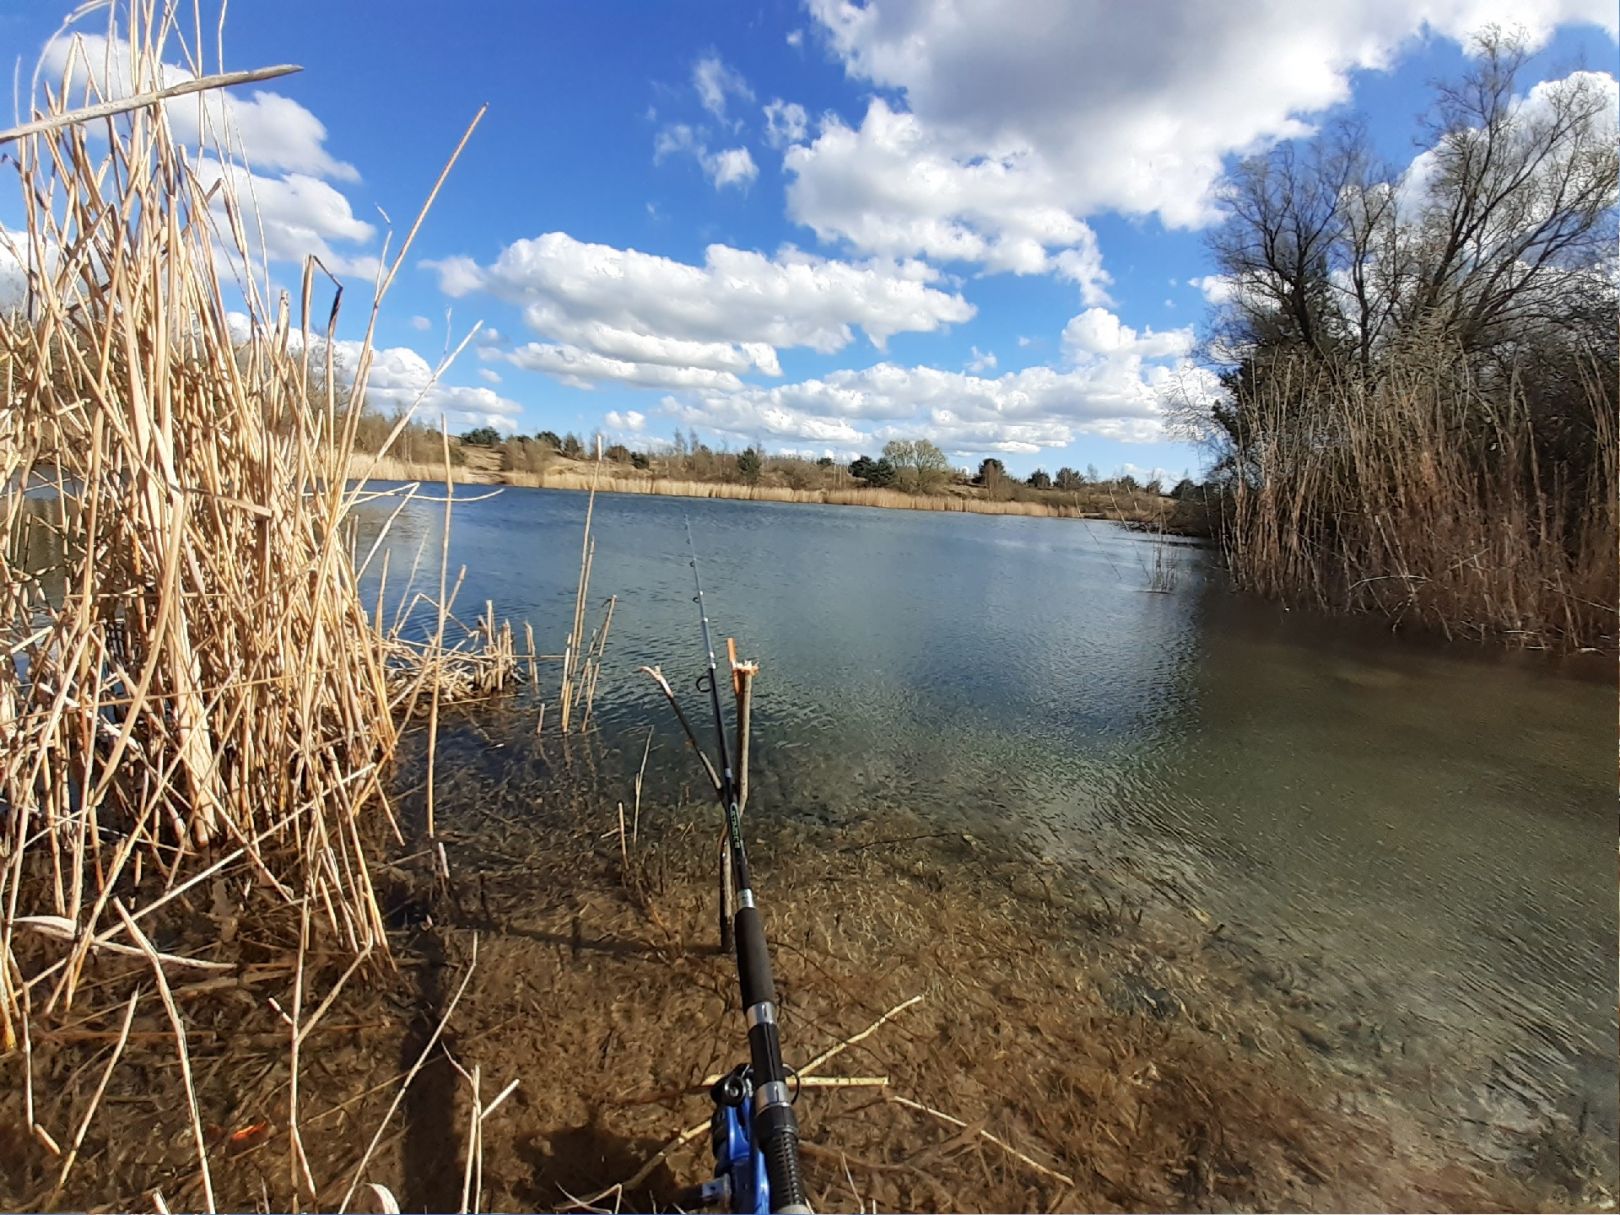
(502, 471, 1163, 520)
(0, 7, 516, 1206)
(1223, 349, 1617, 649)
(346, 455, 483, 485)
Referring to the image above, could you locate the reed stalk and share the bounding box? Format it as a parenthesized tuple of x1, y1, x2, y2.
(1222, 345, 1617, 649)
(0, 4, 513, 1205)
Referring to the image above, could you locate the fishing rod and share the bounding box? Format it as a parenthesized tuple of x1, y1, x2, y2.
(678, 520, 810, 1215)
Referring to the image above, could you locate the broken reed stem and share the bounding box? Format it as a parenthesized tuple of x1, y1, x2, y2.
(732, 653, 757, 814)
(337, 937, 479, 1214)
(114, 902, 216, 1214)
(54, 988, 140, 1196)
(425, 424, 454, 839)
(0, 62, 302, 144)
(559, 440, 605, 732)
(632, 728, 652, 844)
(636, 667, 721, 795)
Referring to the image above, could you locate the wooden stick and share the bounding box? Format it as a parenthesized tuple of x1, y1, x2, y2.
(886, 1093, 1075, 1188)
(799, 994, 924, 1078)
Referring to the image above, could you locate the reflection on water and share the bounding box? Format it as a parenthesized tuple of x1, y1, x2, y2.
(355, 483, 1614, 1163)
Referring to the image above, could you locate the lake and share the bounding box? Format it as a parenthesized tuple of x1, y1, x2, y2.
(355, 481, 1617, 1173)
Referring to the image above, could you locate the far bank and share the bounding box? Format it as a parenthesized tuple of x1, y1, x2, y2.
(345, 452, 1179, 525)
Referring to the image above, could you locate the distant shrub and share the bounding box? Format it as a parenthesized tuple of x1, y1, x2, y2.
(850, 454, 897, 487)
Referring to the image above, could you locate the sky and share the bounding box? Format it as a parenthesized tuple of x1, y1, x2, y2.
(2, 1, 1615, 480)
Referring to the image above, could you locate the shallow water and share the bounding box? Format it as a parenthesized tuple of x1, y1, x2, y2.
(354, 482, 1616, 1170)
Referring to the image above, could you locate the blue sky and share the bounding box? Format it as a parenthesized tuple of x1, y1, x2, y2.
(3, 1, 1615, 479)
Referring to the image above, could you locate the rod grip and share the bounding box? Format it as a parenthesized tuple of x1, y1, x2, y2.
(757, 1102, 810, 1213)
(735, 905, 775, 1009)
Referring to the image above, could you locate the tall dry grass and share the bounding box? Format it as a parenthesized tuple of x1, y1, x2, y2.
(1223, 349, 1617, 649)
(505, 471, 1163, 520)
(0, 6, 512, 1204)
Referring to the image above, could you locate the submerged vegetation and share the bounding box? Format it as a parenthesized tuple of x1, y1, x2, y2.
(1192, 31, 1618, 650)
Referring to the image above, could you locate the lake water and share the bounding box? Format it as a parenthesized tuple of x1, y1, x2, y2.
(354, 482, 1616, 1171)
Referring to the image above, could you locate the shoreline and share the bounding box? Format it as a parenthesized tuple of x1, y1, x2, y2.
(345, 455, 1170, 524)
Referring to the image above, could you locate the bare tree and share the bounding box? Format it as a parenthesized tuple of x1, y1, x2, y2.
(1207, 29, 1617, 373)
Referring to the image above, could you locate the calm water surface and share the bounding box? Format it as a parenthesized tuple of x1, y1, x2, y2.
(357, 483, 1616, 1163)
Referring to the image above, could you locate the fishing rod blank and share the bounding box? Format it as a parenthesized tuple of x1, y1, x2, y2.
(686, 521, 810, 1215)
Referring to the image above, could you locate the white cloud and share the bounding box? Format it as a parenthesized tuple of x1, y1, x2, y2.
(195, 158, 378, 277)
(478, 368, 502, 384)
(786, 29, 805, 48)
(37, 33, 380, 279)
(655, 124, 758, 190)
(502, 342, 747, 391)
(693, 54, 753, 121)
(660, 305, 1219, 457)
(708, 146, 758, 189)
(966, 346, 997, 372)
(223, 315, 523, 432)
(605, 409, 648, 433)
(41, 32, 357, 181)
(793, 0, 1617, 256)
(764, 99, 809, 149)
(1187, 274, 1236, 305)
(1061, 307, 1193, 360)
(410, 315, 432, 331)
(427, 233, 973, 389)
(786, 98, 1109, 289)
(365, 344, 523, 430)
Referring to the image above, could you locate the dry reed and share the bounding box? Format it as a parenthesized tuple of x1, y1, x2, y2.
(1223, 348, 1617, 649)
(502, 471, 1166, 521)
(0, 4, 512, 1207)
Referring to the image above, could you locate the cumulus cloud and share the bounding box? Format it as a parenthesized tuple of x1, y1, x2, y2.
(193, 158, 379, 277)
(478, 368, 502, 384)
(793, 0, 1617, 258)
(1187, 275, 1236, 305)
(41, 32, 359, 181)
(764, 99, 809, 148)
(365, 344, 523, 430)
(966, 346, 997, 372)
(410, 315, 432, 331)
(693, 54, 753, 121)
(786, 98, 1109, 290)
(427, 232, 973, 388)
(37, 32, 379, 278)
(659, 305, 1218, 457)
(708, 146, 758, 189)
(500, 342, 747, 391)
(1061, 308, 1193, 359)
(605, 409, 648, 433)
(220, 314, 523, 432)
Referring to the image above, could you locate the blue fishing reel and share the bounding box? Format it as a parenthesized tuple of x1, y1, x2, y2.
(688, 1064, 771, 1214)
